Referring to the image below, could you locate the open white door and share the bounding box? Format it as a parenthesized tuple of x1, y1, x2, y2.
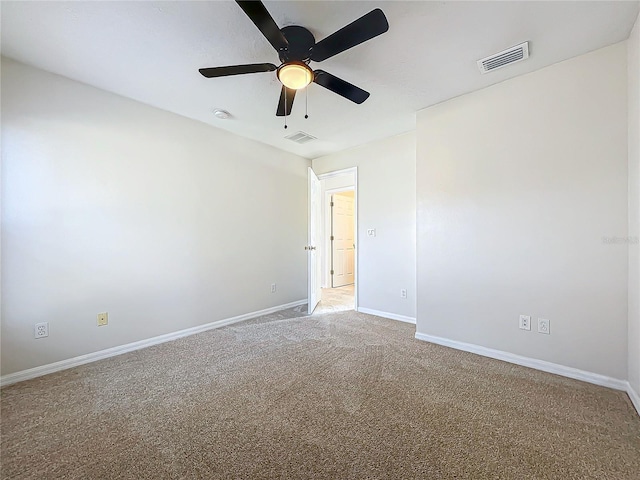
(331, 193, 355, 287)
(307, 167, 322, 314)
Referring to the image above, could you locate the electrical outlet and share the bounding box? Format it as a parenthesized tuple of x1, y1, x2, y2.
(367, 229, 376, 237)
(34, 322, 49, 339)
(519, 315, 531, 331)
(400, 289, 407, 299)
(538, 318, 550, 334)
(271, 283, 277, 293)
(97, 312, 108, 327)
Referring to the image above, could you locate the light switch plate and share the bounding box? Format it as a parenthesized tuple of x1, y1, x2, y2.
(367, 229, 376, 237)
(519, 315, 531, 331)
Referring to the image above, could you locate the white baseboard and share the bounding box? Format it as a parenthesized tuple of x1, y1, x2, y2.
(414, 332, 629, 392)
(627, 383, 640, 415)
(358, 307, 416, 325)
(0, 299, 306, 388)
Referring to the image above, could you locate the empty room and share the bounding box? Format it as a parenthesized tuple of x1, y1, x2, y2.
(1, 1, 639, 478)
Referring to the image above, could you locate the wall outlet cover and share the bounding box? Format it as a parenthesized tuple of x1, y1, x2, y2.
(34, 322, 49, 339)
(538, 318, 550, 334)
(367, 229, 376, 237)
(519, 315, 531, 331)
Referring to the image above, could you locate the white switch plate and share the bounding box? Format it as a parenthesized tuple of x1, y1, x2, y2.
(34, 322, 49, 339)
(400, 289, 407, 299)
(271, 283, 277, 293)
(538, 318, 550, 334)
(519, 315, 531, 331)
(367, 229, 376, 237)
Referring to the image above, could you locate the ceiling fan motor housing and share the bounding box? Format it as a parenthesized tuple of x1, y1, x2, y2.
(278, 25, 316, 63)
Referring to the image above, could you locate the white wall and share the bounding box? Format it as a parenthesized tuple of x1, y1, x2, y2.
(1, 58, 309, 376)
(628, 13, 640, 396)
(312, 133, 416, 321)
(416, 43, 629, 379)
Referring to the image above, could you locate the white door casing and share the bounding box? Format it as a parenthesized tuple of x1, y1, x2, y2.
(316, 167, 359, 312)
(331, 193, 355, 287)
(307, 167, 322, 314)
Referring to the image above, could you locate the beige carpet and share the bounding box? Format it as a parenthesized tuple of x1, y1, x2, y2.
(1, 308, 639, 479)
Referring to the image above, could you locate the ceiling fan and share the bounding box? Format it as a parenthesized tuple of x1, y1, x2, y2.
(199, 1, 389, 117)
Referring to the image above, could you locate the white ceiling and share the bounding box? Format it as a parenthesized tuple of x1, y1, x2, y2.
(2, 1, 638, 159)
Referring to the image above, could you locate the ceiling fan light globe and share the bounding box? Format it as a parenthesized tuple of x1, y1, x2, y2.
(277, 63, 313, 90)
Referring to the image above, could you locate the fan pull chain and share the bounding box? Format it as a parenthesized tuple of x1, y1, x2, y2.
(284, 88, 288, 129)
(305, 87, 309, 119)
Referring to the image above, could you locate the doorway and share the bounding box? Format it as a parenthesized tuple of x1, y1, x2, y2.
(309, 168, 357, 315)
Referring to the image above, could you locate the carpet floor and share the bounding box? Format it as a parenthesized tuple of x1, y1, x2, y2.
(1, 309, 639, 479)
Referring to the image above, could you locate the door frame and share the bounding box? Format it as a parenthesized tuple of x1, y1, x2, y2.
(308, 167, 322, 314)
(317, 167, 358, 312)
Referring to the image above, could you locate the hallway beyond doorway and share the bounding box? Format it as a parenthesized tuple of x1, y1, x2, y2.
(313, 285, 355, 315)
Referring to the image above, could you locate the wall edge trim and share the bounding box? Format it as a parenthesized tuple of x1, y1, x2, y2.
(358, 307, 416, 324)
(414, 331, 629, 391)
(1, 299, 307, 387)
(627, 382, 640, 415)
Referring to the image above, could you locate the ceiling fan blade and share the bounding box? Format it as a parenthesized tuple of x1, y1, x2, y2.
(313, 70, 370, 104)
(276, 86, 296, 116)
(311, 9, 389, 62)
(236, 1, 288, 52)
(199, 63, 277, 78)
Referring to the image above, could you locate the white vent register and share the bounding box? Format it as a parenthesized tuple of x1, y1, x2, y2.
(285, 131, 317, 144)
(477, 42, 529, 74)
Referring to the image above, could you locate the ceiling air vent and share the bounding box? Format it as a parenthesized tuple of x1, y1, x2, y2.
(285, 131, 317, 144)
(477, 42, 529, 74)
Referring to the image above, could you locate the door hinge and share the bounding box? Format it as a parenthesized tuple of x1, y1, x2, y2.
(330, 201, 334, 207)
(330, 270, 334, 275)
(330, 235, 334, 241)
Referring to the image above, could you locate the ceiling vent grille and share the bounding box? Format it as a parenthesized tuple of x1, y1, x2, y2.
(477, 42, 529, 74)
(285, 131, 317, 144)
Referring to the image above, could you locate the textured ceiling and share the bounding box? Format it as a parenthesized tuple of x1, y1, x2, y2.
(2, 1, 638, 159)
